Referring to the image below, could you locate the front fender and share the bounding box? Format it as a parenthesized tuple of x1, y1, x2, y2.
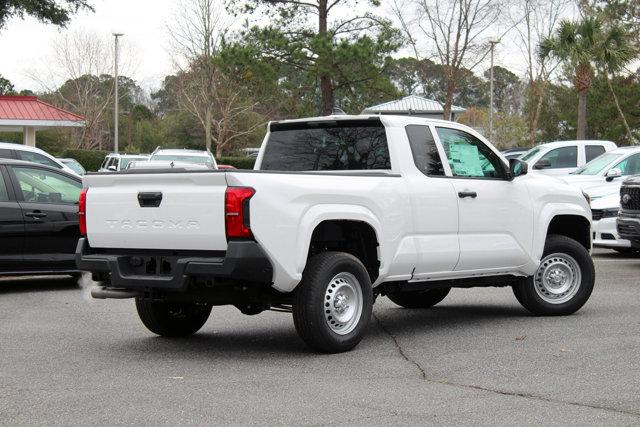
(534, 203, 592, 260)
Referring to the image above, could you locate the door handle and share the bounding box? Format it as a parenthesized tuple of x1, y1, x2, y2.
(25, 210, 47, 218)
(458, 191, 477, 199)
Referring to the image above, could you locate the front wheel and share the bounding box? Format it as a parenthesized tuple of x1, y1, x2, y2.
(135, 299, 212, 337)
(293, 252, 373, 353)
(513, 235, 594, 315)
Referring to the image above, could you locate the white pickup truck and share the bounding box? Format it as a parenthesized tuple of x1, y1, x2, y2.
(77, 115, 595, 353)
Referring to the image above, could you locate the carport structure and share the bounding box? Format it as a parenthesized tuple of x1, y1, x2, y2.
(0, 95, 85, 147)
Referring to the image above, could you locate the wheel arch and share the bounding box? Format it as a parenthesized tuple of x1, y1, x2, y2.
(297, 205, 383, 284)
(543, 214, 591, 255)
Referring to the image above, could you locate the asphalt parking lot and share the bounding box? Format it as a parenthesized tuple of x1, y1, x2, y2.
(1, 249, 639, 425)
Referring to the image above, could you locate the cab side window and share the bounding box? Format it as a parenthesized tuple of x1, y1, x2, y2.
(0, 172, 9, 202)
(539, 146, 577, 168)
(615, 153, 640, 176)
(435, 127, 505, 179)
(585, 145, 605, 162)
(0, 149, 14, 160)
(406, 125, 445, 176)
(16, 151, 62, 169)
(13, 167, 81, 204)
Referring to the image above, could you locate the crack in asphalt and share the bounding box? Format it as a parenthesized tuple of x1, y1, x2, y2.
(372, 312, 640, 419)
(372, 313, 427, 380)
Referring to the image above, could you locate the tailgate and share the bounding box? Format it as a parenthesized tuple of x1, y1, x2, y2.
(84, 172, 228, 251)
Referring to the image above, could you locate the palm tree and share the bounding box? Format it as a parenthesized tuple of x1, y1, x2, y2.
(596, 24, 637, 144)
(540, 17, 601, 140)
(540, 16, 638, 142)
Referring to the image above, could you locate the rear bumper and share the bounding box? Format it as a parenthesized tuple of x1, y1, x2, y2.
(75, 238, 273, 291)
(617, 214, 640, 247)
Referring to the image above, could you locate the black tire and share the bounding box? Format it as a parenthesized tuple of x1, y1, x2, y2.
(293, 252, 373, 353)
(135, 299, 212, 337)
(387, 287, 450, 309)
(513, 234, 595, 315)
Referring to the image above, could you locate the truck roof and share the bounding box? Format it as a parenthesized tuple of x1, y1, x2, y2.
(269, 114, 456, 128)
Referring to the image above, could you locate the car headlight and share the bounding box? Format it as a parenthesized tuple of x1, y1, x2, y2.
(582, 191, 591, 206)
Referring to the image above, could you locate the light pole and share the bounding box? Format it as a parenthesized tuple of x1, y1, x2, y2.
(113, 32, 124, 153)
(488, 39, 499, 142)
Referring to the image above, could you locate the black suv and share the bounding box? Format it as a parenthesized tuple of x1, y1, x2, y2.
(617, 176, 640, 248)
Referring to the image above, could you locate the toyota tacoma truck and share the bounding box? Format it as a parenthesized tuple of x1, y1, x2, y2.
(77, 115, 595, 353)
(617, 176, 640, 248)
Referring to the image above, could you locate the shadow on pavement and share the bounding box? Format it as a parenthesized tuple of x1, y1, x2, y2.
(592, 249, 640, 259)
(0, 275, 78, 294)
(114, 303, 536, 358)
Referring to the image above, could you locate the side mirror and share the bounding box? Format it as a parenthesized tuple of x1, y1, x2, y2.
(605, 168, 622, 181)
(508, 158, 528, 180)
(107, 165, 117, 171)
(533, 158, 551, 169)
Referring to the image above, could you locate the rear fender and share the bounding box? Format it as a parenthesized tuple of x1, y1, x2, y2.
(296, 204, 383, 279)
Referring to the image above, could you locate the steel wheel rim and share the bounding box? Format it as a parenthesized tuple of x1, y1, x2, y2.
(534, 252, 581, 304)
(324, 272, 363, 335)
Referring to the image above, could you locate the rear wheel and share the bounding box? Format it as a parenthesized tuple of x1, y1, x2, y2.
(387, 287, 450, 309)
(513, 235, 594, 315)
(135, 299, 212, 337)
(293, 252, 373, 353)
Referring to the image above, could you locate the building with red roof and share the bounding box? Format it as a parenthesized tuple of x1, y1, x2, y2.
(0, 95, 85, 147)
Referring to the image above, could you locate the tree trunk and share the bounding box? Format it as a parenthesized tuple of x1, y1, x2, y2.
(204, 108, 213, 151)
(577, 89, 588, 140)
(318, 0, 333, 116)
(606, 75, 636, 144)
(443, 79, 454, 121)
(216, 122, 226, 158)
(528, 79, 547, 146)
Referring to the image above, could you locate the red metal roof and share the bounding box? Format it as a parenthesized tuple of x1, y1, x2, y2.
(0, 96, 85, 122)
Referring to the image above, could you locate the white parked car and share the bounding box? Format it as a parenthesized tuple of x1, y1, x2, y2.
(520, 140, 617, 175)
(587, 187, 633, 252)
(77, 115, 594, 353)
(99, 153, 149, 172)
(149, 148, 217, 169)
(0, 142, 79, 176)
(561, 146, 640, 190)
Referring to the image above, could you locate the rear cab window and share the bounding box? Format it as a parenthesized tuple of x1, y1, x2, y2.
(261, 119, 391, 171)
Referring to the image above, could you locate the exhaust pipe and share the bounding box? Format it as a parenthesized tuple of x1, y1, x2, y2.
(91, 286, 141, 299)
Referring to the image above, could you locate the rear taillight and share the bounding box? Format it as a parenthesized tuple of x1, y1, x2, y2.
(225, 186, 255, 240)
(78, 188, 88, 236)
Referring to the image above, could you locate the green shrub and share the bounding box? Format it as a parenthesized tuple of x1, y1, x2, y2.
(61, 149, 109, 172)
(216, 156, 256, 170)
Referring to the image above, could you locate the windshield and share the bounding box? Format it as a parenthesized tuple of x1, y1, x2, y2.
(520, 146, 543, 162)
(573, 153, 621, 175)
(151, 154, 213, 166)
(62, 160, 86, 175)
